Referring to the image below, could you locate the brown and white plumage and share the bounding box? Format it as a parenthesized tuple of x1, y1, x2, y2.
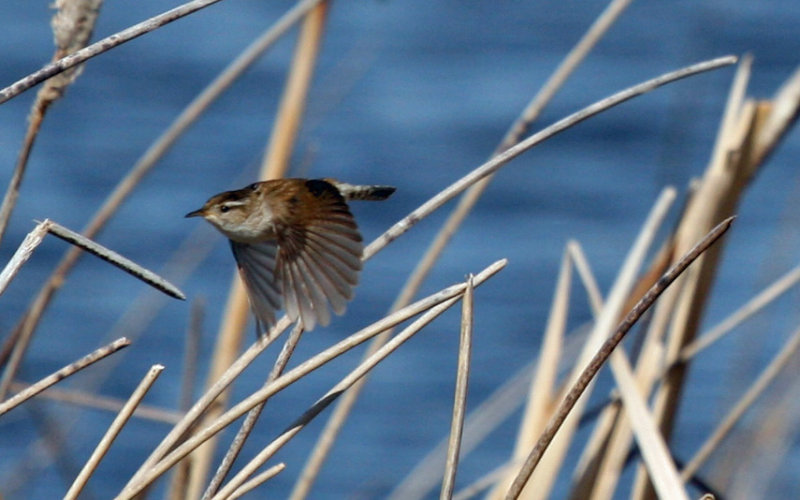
(186, 178, 394, 332)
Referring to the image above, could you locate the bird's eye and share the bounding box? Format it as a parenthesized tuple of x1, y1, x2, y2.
(220, 205, 230, 213)
(249, 183, 259, 191)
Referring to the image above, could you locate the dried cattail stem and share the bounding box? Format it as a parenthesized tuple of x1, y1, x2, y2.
(0, 0, 104, 246)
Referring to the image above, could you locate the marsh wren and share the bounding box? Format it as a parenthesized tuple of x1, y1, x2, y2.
(186, 178, 395, 332)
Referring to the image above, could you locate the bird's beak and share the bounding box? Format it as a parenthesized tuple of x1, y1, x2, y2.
(185, 208, 205, 218)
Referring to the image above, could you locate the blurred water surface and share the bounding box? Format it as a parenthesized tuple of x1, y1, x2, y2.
(0, 0, 799, 498)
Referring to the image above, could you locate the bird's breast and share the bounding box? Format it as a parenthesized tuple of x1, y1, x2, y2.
(217, 217, 277, 244)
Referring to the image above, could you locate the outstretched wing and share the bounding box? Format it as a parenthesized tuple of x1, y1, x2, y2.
(230, 240, 282, 332)
(274, 180, 363, 331)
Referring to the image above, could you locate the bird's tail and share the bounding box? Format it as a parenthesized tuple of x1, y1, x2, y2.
(327, 179, 396, 201)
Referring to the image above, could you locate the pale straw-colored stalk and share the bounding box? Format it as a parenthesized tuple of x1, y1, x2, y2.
(0, 219, 183, 401)
(440, 276, 474, 499)
(504, 217, 734, 499)
(0, 338, 130, 416)
(201, 323, 306, 500)
(0, 0, 230, 104)
(226, 463, 286, 500)
(166, 298, 206, 499)
(212, 295, 467, 500)
(495, 187, 677, 499)
(0, 221, 50, 295)
(64, 364, 163, 500)
(632, 57, 800, 500)
(7, 382, 180, 424)
(0, 0, 103, 245)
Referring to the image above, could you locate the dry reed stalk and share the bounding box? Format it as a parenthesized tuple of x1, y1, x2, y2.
(629, 57, 755, 499)
(0, 221, 50, 295)
(566, 187, 702, 499)
(7, 382, 181, 424)
(0, 219, 184, 400)
(166, 299, 206, 500)
(504, 217, 734, 499)
(389, 329, 597, 500)
(122, 319, 288, 493)
(679, 264, 800, 363)
(639, 51, 752, 421)
(262, 2, 328, 176)
(632, 58, 800, 500)
(566, 210, 687, 499)
(201, 323, 306, 500)
(521, 240, 612, 468)
(0, 0, 229, 105)
(212, 295, 466, 499)
(65, 364, 164, 500)
(0, 220, 183, 300)
(213, 288, 480, 500)
(389, 361, 537, 500)
(606, 340, 689, 499)
(440, 276, 474, 500)
(225, 463, 286, 500)
(570, 280, 681, 500)
(0, 0, 102, 246)
(365, 56, 736, 261)
(0, 338, 130, 416)
(544, 244, 624, 498)
(495, 188, 677, 499)
(570, 250, 800, 498)
(46, 221, 185, 299)
(195, 4, 330, 497)
(566, 241, 606, 314)
(547, 243, 612, 499)
(496, 246, 574, 496)
(117, 260, 506, 499)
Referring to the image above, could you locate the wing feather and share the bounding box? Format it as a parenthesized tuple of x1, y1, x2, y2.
(291, 256, 331, 328)
(298, 238, 356, 303)
(274, 181, 364, 330)
(230, 241, 281, 330)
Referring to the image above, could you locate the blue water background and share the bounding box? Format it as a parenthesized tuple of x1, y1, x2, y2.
(0, 0, 799, 498)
